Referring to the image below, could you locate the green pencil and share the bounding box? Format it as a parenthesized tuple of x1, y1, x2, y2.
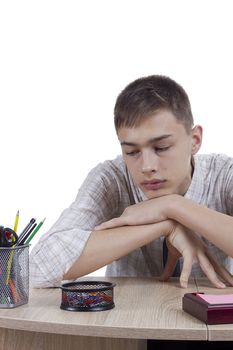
(25, 218, 46, 244)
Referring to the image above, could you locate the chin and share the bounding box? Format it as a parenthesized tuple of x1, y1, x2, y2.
(145, 189, 172, 199)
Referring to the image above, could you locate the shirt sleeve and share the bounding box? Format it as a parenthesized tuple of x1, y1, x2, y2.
(30, 160, 122, 288)
(223, 157, 233, 216)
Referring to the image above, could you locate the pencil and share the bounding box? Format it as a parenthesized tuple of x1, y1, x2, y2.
(8, 278, 19, 303)
(14, 210, 19, 233)
(24, 218, 46, 244)
(17, 218, 36, 246)
(20, 223, 37, 245)
(6, 210, 20, 285)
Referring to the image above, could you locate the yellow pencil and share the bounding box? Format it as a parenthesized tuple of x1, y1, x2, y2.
(6, 211, 20, 285)
(14, 210, 19, 233)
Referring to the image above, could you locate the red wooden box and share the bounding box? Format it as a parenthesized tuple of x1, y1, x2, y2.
(182, 293, 233, 325)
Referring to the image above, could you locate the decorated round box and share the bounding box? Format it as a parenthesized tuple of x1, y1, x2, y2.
(60, 281, 116, 312)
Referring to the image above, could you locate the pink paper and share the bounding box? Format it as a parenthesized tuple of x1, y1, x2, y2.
(197, 293, 233, 305)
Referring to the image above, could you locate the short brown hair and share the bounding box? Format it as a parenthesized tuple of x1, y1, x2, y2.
(114, 75, 194, 132)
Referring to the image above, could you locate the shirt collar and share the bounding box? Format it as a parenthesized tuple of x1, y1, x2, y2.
(184, 155, 205, 203)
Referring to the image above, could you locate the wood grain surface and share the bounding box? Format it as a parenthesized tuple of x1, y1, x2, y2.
(3, 277, 231, 349)
(0, 277, 205, 340)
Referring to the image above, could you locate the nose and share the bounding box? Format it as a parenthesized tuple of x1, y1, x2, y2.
(141, 151, 158, 174)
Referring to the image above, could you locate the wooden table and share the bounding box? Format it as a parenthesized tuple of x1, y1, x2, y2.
(0, 277, 232, 350)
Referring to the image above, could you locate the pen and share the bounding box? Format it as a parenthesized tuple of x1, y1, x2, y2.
(24, 218, 46, 244)
(17, 218, 36, 246)
(13, 210, 19, 233)
(19, 223, 37, 245)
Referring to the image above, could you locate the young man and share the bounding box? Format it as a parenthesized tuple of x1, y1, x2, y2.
(30, 75, 233, 289)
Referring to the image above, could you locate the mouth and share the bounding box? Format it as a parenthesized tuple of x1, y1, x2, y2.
(141, 179, 166, 191)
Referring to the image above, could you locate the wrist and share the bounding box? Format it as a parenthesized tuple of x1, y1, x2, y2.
(166, 194, 183, 220)
(157, 219, 177, 237)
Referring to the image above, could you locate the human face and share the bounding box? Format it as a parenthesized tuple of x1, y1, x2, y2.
(118, 110, 202, 199)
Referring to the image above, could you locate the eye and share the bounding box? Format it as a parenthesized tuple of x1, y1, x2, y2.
(154, 146, 170, 153)
(125, 150, 140, 156)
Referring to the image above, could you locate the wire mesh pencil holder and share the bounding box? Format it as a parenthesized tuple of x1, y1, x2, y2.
(60, 281, 116, 312)
(0, 245, 29, 308)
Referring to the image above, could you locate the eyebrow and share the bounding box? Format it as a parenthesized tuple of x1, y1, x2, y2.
(120, 134, 173, 147)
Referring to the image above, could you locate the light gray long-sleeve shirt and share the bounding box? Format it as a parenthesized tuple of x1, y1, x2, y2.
(30, 153, 233, 287)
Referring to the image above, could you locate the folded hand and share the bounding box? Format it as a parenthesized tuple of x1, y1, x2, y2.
(94, 196, 171, 230)
(160, 224, 233, 289)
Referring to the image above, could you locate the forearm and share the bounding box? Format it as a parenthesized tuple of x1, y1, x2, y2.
(169, 195, 233, 257)
(63, 220, 173, 280)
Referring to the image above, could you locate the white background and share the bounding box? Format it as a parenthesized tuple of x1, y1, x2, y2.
(1, 1, 233, 275)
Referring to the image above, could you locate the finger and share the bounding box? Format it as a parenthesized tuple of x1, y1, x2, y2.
(166, 237, 181, 257)
(94, 217, 126, 230)
(159, 254, 179, 281)
(179, 253, 194, 288)
(160, 239, 181, 281)
(198, 253, 226, 289)
(205, 250, 233, 286)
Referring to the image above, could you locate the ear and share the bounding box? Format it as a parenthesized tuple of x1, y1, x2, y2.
(191, 125, 203, 155)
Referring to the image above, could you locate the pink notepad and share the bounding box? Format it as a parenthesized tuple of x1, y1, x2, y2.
(183, 292, 233, 324)
(197, 293, 233, 305)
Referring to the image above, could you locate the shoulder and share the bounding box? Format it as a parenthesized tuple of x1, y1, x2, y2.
(87, 155, 127, 181)
(186, 153, 233, 202)
(194, 153, 233, 173)
(78, 155, 129, 196)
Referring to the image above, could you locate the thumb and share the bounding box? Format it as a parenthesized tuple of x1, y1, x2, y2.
(159, 254, 179, 281)
(160, 240, 181, 281)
